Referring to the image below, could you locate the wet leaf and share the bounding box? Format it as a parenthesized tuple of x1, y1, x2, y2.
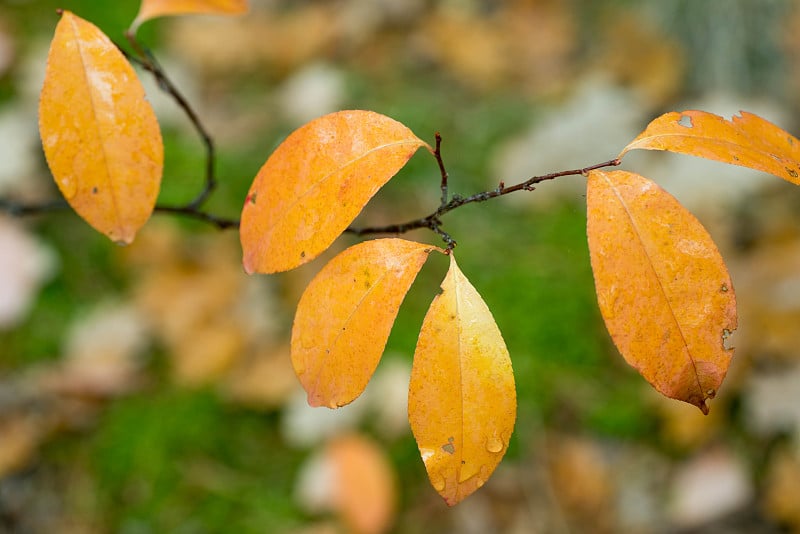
(586, 170, 737, 414)
(240, 111, 429, 274)
(408, 254, 516, 505)
(292, 239, 440, 408)
(132, 0, 248, 32)
(39, 11, 163, 244)
(620, 110, 800, 185)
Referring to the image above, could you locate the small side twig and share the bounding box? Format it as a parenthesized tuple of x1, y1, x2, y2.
(123, 31, 216, 209)
(434, 132, 449, 208)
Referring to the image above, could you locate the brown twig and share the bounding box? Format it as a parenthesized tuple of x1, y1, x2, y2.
(152, 204, 240, 229)
(0, 197, 239, 230)
(2, 152, 618, 236)
(2, 29, 620, 241)
(123, 31, 216, 209)
(346, 143, 621, 247)
(0, 198, 68, 216)
(0, 31, 237, 231)
(434, 132, 449, 208)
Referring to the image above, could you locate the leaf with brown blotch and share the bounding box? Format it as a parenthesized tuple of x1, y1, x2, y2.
(131, 0, 248, 32)
(619, 110, 800, 185)
(39, 11, 163, 245)
(408, 254, 516, 506)
(291, 239, 442, 408)
(586, 169, 737, 414)
(240, 110, 430, 274)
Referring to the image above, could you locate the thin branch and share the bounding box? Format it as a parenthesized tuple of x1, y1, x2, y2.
(1, 34, 232, 231)
(2, 148, 617, 238)
(153, 204, 240, 229)
(0, 198, 68, 216)
(0, 197, 239, 230)
(434, 132, 449, 208)
(123, 31, 216, 209)
(346, 157, 621, 247)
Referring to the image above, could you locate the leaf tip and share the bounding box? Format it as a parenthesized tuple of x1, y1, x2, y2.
(242, 256, 256, 275)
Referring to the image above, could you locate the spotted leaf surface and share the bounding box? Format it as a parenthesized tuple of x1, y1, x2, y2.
(620, 110, 800, 185)
(240, 110, 429, 274)
(39, 11, 163, 244)
(292, 239, 440, 408)
(408, 254, 516, 505)
(586, 170, 737, 414)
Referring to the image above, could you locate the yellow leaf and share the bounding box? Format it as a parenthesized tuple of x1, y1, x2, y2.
(619, 110, 800, 185)
(408, 254, 516, 505)
(240, 111, 430, 274)
(132, 0, 248, 32)
(586, 170, 737, 414)
(39, 11, 163, 244)
(291, 239, 441, 408)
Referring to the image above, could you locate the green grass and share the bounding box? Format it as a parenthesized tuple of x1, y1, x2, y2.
(87, 388, 305, 532)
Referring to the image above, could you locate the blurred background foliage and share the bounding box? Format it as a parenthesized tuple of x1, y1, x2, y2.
(2, 0, 800, 532)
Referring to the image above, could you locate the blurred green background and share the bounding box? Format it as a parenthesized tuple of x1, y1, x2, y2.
(2, 1, 800, 532)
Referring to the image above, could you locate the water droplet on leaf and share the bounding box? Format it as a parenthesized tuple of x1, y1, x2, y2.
(419, 448, 435, 463)
(59, 176, 78, 199)
(486, 436, 504, 453)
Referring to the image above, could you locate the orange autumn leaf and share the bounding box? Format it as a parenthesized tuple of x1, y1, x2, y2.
(326, 434, 397, 534)
(408, 254, 516, 505)
(291, 239, 441, 408)
(586, 170, 737, 414)
(39, 11, 163, 245)
(131, 0, 247, 32)
(240, 111, 430, 274)
(619, 110, 800, 185)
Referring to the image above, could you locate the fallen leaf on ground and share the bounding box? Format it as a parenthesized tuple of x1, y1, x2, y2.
(295, 434, 396, 534)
